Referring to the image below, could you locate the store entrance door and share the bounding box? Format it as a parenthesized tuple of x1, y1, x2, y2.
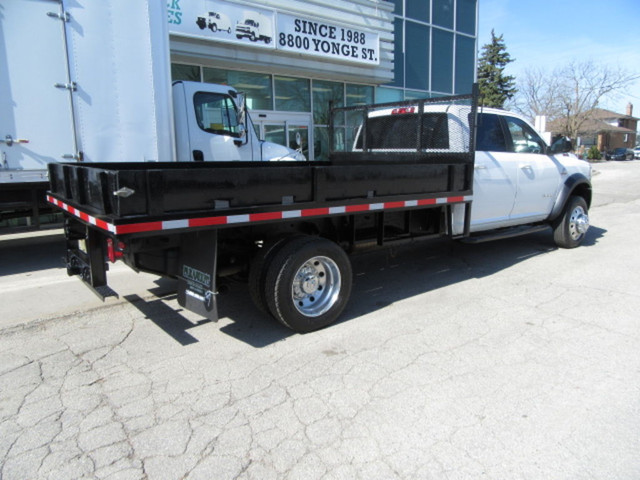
(252, 112, 313, 160)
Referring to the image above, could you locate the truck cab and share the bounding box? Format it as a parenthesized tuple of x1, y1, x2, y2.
(471, 108, 590, 233)
(172, 81, 305, 162)
(351, 104, 592, 238)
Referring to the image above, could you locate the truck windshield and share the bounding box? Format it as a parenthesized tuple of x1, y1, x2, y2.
(194, 92, 242, 138)
(355, 112, 449, 150)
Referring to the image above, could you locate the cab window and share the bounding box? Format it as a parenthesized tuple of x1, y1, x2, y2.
(355, 112, 449, 150)
(504, 116, 546, 154)
(194, 92, 242, 137)
(476, 113, 507, 152)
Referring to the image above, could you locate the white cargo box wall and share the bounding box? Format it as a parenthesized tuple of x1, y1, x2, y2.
(0, 0, 174, 188)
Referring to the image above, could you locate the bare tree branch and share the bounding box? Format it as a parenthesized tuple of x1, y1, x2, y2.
(514, 60, 640, 141)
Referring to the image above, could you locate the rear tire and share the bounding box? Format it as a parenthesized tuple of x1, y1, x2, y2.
(553, 196, 589, 248)
(264, 236, 352, 333)
(248, 236, 302, 315)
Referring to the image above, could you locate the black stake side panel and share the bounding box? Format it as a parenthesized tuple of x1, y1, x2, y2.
(48, 156, 471, 225)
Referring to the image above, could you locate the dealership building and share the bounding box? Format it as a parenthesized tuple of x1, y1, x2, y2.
(168, 0, 478, 160)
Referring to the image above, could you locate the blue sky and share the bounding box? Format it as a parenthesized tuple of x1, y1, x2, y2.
(478, 0, 640, 113)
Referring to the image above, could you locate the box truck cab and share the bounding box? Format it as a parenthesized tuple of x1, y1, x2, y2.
(173, 81, 305, 162)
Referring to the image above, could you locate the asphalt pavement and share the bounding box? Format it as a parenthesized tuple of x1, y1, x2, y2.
(0, 160, 638, 479)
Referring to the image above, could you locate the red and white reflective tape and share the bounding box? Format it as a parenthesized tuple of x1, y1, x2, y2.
(47, 194, 472, 235)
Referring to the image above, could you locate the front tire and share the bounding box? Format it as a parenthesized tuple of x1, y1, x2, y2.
(264, 236, 352, 333)
(553, 196, 589, 248)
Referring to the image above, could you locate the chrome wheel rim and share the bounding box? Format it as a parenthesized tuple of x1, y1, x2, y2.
(291, 256, 341, 317)
(569, 206, 589, 240)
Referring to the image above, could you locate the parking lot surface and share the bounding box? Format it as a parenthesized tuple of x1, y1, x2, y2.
(0, 161, 639, 479)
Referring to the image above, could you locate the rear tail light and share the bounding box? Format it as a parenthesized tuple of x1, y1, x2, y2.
(391, 107, 416, 115)
(106, 238, 126, 263)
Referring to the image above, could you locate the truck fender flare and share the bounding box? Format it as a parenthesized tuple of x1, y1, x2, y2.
(548, 173, 592, 223)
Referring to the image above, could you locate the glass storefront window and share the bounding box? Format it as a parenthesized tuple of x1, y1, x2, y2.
(404, 89, 430, 100)
(389, 0, 403, 15)
(172, 64, 201, 82)
(455, 34, 475, 94)
(346, 84, 374, 106)
(391, 18, 404, 88)
(456, 0, 477, 36)
(313, 80, 343, 125)
(433, 0, 453, 29)
(313, 125, 346, 162)
(203, 68, 273, 110)
(288, 125, 309, 158)
(314, 126, 330, 161)
(275, 76, 310, 112)
(432, 29, 453, 93)
(406, 0, 429, 22)
(264, 124, 286, 147)
(405, 22, 429, 91)
(345, 85, 373, 139)
(376, 87, 404, 103)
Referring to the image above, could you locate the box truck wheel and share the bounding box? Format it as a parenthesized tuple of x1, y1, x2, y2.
(264, 236, 352, 333)
(248, 235, 305, 315)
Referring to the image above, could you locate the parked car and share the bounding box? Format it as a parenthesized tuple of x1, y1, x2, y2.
(606, 147, 635, 160)
(634, 147, 640, 159)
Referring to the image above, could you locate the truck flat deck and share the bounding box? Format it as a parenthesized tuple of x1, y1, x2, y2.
(47, 157, 472, 236)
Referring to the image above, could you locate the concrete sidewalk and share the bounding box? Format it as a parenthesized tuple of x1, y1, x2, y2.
(0, 229, 176, 332)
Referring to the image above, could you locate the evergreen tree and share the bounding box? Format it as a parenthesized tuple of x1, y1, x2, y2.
(477, 30, 517, 108)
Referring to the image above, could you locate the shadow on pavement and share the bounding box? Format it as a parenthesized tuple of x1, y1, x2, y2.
(134, 224, 606, 347)
(0, 232, 66, 275)
(4, 225, 606, 347)
(124, 293, 212, 346)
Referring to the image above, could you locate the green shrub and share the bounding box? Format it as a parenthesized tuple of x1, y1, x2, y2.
(587, 145, 601, 160)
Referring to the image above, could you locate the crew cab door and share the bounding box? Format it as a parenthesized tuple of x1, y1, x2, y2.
(470, 113, 518, 231)
(502, 115, 563, 222)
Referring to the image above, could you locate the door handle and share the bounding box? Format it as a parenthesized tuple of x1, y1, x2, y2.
(520, 164, 532, 170)
(474, 164, 487, 170)
(0, 135, 29, 147)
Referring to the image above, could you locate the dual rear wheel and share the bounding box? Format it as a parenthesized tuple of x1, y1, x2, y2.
(249, 236, 352, 333)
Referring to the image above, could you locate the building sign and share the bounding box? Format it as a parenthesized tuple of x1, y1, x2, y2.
(168, 0, 379, 65)
(169, 0, 276, 50)
(276, 13, 379, 65)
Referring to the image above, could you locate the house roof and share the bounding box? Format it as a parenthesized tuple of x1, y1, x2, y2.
(574, 118, 636, 134)
(590, 107, 640, 122)
(547, 106, 639, 135)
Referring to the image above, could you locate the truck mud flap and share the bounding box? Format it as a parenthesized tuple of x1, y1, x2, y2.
(177, 231, 218, 321)
(66, 227, 118, 300)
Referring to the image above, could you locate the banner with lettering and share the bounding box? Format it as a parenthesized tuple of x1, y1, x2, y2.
(276, 13, 379, 65)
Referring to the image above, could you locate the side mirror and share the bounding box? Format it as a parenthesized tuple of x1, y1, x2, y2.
(236, 93, 248, 145)
(550, 137, 573, 154)
(233, 124, 246, 147)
